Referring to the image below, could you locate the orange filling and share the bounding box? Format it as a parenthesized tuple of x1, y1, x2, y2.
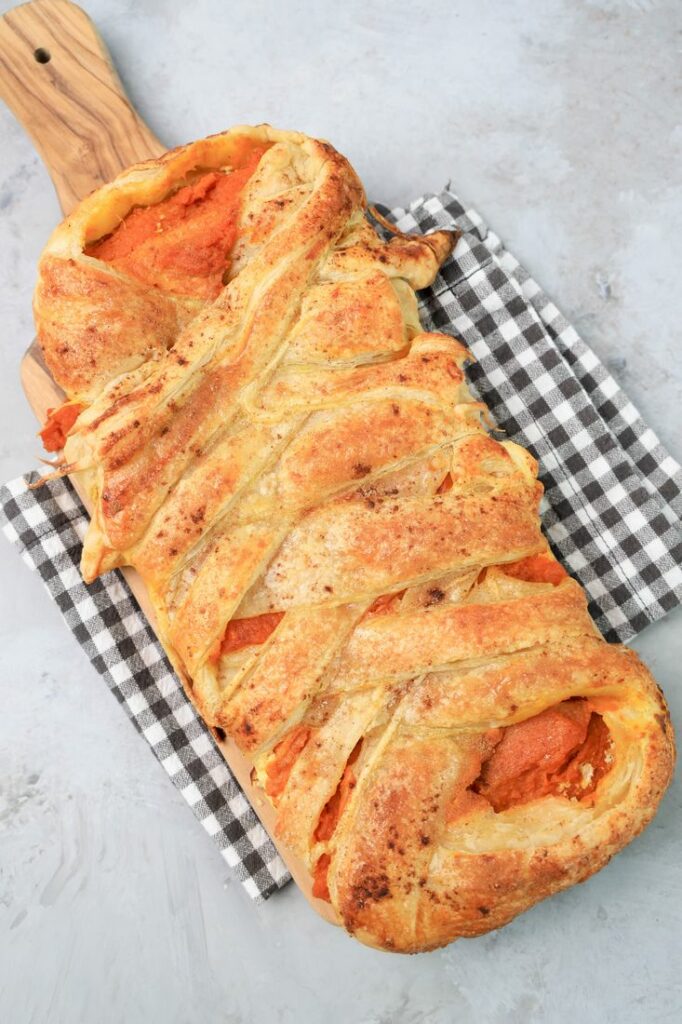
(471, 699, 612, 813)
(365, 590, 406, 616)
(312, 853, 332, 901)
(436, 472, 453, 494)
(311, 740, 364, 902)
(39, 403, 85, 452)
(314, 740, 363, 842)
(264, 725, 311, 799)
(86, 142, 269, 300)
(502, 552, 568, 586)
(217, 611, 284, 659)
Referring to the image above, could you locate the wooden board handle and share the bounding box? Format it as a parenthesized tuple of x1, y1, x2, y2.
(0, 0, 165, 214)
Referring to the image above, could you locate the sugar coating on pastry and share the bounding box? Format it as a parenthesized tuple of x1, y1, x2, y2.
(34, 125, 675, 953)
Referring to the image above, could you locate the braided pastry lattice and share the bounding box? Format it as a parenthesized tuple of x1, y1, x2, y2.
(35, 127, 674, 952)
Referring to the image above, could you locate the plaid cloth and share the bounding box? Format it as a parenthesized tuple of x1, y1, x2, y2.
(377, 191, 682, 640)
(2, 187, 681, 900)
(0, 472, 290, 901)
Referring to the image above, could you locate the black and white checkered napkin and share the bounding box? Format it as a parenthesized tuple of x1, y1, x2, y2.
(2, 186, 681, 900)
(378, 190, 682, 640)
(0, 472, 290, 900)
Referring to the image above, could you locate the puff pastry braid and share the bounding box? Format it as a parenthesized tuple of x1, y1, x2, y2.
(34, 126, 674, 952)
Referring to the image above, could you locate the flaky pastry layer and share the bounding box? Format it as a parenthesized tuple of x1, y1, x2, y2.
(34, 125, 674, 952)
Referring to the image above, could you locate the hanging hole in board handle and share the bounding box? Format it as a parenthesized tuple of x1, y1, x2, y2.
(33, 48, 51, 64)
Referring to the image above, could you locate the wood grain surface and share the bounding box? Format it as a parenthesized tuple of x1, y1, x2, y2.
(0, 0, 164, 211)
(1, 0, 337, 925)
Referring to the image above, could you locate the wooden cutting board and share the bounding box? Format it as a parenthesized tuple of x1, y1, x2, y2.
(0, 0, 337, 924)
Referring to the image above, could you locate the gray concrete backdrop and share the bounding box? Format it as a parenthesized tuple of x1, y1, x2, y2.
(0, 1, 680, 1022)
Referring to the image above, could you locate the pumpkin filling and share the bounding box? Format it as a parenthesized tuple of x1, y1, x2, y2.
(216, 611, 284, 659)
(312, 740, 364, 901)
(471, 698, 613, 813)
(365, 591, 406, 617)
(264, 724, 311, 799)
(312, 854, 332, 901)
(315, 740, 363, 842)
(85, 141, 269, 300)
(502, 552, 568, 587)
(40, 402, 86, 452)
(436, 471, 453, 494)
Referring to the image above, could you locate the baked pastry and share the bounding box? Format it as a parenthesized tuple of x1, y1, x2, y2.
(34, 126, 674, 952)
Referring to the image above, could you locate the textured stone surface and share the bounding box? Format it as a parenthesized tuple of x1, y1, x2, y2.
(0, 1, 680, 1021)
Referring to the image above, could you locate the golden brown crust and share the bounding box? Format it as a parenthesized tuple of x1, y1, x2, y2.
(328, 641, 673, 951)
(34, 124, 675, 953)
(34, 254, 196, 401)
